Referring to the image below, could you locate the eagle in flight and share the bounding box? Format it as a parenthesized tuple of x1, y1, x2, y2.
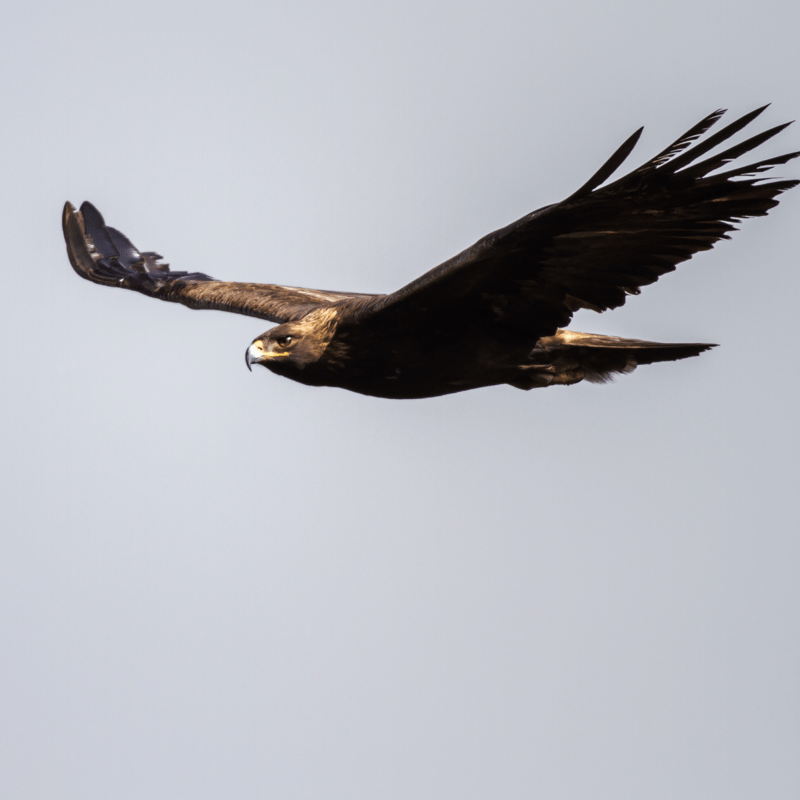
(63, 107, 797, 399)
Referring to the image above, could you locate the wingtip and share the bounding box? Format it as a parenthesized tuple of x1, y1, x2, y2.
(79, 200, 101, 217)
(564, 124, 645, 202)
(62, 201, 78, 234)
(62, 200, 97, 278)
(78, 200, 108, 233)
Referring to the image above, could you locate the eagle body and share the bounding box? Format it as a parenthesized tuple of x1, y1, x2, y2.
(275, 317, 519, 399)
(63, 107, 798, 399)
(247, 304, 712, 399)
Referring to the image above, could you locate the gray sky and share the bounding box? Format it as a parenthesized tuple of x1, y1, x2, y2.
(2, 1, 799, 798)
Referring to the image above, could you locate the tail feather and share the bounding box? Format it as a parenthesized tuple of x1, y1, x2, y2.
(520, 330, 715, 387)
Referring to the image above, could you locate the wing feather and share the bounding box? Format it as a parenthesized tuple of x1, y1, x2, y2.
(366, 108, 798, 340)
(63, 201, 380, 324)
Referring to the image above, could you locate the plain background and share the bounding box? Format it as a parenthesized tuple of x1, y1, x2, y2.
(1, 1, 798, 798)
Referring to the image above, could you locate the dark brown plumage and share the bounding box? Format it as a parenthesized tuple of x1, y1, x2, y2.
(63, 107, 797, 399)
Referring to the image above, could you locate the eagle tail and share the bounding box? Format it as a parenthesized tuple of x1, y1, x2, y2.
(513, 331, 715, 389)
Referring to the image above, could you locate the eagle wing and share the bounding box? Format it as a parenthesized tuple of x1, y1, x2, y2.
(63, 201, 381, 324)
(365, 107, 799, 340)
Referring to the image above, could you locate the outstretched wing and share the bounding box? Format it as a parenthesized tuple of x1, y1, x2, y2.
(366, 106, 799, 340)
(63, 201, 380, 324)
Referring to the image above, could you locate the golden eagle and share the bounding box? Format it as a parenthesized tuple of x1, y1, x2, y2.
(63, 107, 797, 399)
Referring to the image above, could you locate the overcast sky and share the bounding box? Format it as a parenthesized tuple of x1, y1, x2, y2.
(2, 1, 799, 798)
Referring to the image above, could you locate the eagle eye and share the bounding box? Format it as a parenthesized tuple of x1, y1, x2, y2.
(275, 335, 293, 347)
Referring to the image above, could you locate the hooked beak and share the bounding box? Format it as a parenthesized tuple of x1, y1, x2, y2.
(246, 341, 265, 372)
(246, 339, 293, 371)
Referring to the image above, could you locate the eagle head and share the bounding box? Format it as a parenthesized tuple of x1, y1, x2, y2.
(245, 309, 340, 375)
